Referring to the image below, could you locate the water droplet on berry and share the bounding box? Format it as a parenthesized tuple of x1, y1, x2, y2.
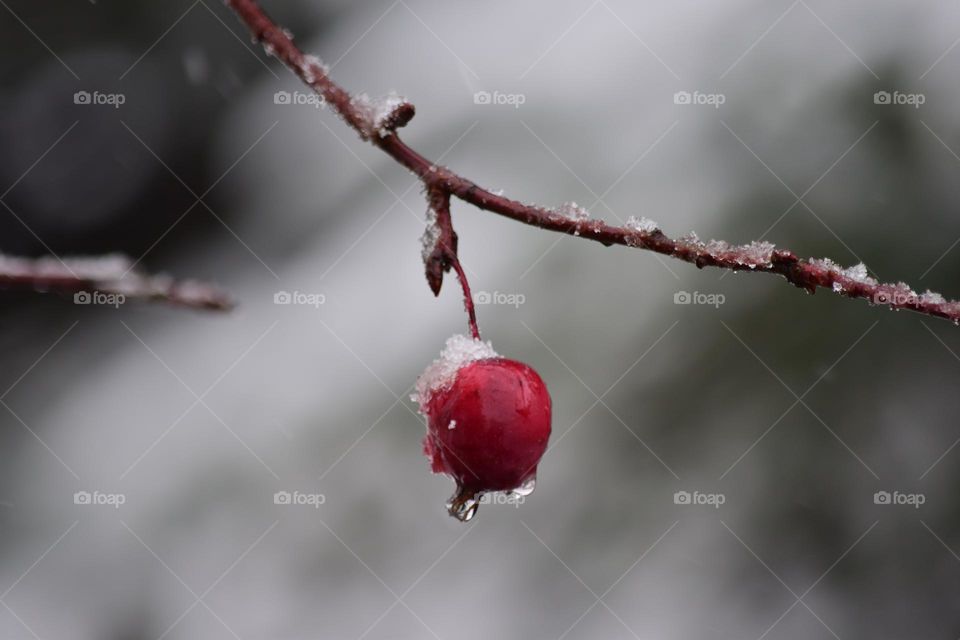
(510, 475, 536, 498)
(446, 484, 480, 522)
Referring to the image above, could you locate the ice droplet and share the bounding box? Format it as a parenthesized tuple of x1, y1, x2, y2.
(511, 475, 537, 497)
(447, 485, 480, 522)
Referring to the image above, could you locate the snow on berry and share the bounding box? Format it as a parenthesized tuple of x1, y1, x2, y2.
(413, 334, 552, 521)
(412, 334, 499, 408)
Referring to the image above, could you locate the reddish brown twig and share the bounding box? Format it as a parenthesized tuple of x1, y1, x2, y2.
(422, 187, 480, 339)
(0, 253, 233, 310)
(226, 0, 960, 326)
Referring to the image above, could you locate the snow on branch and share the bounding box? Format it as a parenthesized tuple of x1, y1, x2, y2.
(226, 0, 960, 326)
(0, 253, 232, 310)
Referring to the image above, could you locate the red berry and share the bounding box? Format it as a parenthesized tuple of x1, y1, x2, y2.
(414, 336, 551, 521)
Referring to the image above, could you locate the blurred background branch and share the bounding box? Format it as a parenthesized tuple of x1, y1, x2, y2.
(0, 252, 231, 309)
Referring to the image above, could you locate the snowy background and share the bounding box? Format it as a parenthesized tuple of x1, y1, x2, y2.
(2, 0, 960, 637)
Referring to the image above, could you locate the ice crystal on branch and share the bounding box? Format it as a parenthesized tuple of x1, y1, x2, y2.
(555, 202, 590, 221)
(421, 200, 442, 265)
(810, 258, 878, 287)
(297, 54, 327, 84)
(625, 216, 659, 234)
(353, 92, 415, 139)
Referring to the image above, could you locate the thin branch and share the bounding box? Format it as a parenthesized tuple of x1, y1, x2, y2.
(226, 0, 960, 326)
(0, 253, 232, 310)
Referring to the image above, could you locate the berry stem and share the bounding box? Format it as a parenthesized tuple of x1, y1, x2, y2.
(423, 187, 481, 339)
(450, 256, 481, 340)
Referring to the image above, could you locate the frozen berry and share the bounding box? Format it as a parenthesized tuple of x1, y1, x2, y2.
(414, 335, 551, 521)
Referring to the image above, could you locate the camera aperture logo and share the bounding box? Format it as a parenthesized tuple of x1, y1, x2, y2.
(274, 90, 325, 109)
(274, 290, 325, 308)
(74, 291, 125, 308)
(74, 490, 126, 509)
(674, 90, 725, 109)
(873, 490, 925, 509)
(674, 490, 725, 508)
(475, 290, 526, 308)
(473, 90, 526, 109)
(274, 490, 325, 508)
(74, 90, 126, 109)
(872, 290, 925, 306)
(674, 290, 725, 308)
(873, 90, 925, 109)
